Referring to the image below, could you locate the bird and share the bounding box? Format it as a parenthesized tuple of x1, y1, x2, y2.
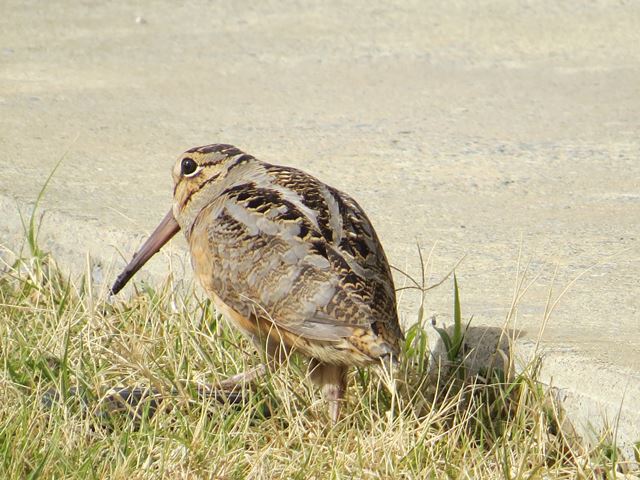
(111, 144, 403, 422)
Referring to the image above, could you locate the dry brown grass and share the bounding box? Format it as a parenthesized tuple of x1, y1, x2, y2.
(1, 243, 636, 479)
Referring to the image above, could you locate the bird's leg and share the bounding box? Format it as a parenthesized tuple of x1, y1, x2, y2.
(217, 334, 288, 391)
(309, 359, 347, 424)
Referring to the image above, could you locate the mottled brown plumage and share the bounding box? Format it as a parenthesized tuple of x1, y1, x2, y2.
(111, 144, 403, 422)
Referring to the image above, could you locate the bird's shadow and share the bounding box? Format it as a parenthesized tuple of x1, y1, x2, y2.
(431, 324, 524, 377)
(397, 323, 528, 422)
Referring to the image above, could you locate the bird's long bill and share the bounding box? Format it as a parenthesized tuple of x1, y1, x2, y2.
(110, 210, 181, 295)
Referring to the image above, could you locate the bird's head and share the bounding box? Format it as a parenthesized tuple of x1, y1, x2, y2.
(171, 144, 253, 232)
(110, 143, 251, 295)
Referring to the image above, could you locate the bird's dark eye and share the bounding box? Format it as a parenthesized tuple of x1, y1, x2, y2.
(181, 158, 198, 176)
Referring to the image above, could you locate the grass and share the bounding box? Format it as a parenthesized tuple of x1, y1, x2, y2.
(1, 246, 636, 479)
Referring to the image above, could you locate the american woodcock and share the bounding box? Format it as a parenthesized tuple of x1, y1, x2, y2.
(111, 144, 404, 422)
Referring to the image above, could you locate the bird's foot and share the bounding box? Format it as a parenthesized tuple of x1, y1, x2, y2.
(217, 363, 268, 391)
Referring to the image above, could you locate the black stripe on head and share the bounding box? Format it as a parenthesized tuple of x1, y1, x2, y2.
(184, 144, 239, 154)
(192, 144, 244, 156)
(185, 144, 221, 154)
